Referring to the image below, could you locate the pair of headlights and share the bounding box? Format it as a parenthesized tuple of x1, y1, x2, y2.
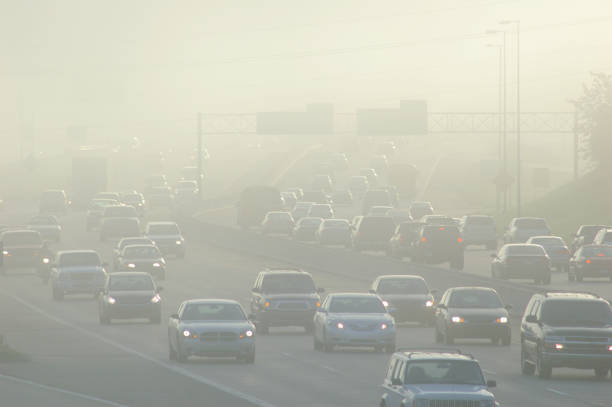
(450, 316, 508, 324)
(107, 294, 160, 305)
(181, 329, 254, 339)
(127, 262, 162, 268)
(331, 321, 391, 330)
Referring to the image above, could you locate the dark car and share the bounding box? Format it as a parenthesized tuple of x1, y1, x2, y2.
(40, 189, 69, 214)
(352, 216, 396, 252)
(99, 272, 162, 324)
(520, 292, 612, 379)
(362, 189, 393, 215)
(120, 192, 146, 216)
(250, 269, 324, 334)
(410, 225, 464, 270)
(571, 225, 608, 253)
(292, 217, 323, 241)
(237, 186, 283, 229)
(491, 244, 551, 284)
(569, 244, 612, 282)
(526, 236, 570, 272)
(316, 219, 352, 247)
(387, 222, 423, 258)
(144, 222, 185, 258)
(116, 244, 166, 280)
(27, 215, 62, 242)
(0, 230, 50, 275)
(409, 201, 434, 220)
(113, 237, 155, 270)
(435, 287, 512, 345)
(370, 275, 435, 324)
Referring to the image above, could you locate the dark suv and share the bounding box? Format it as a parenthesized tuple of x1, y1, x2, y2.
(520, 291, 612, 379)
(410, 225, 464, 270)
(1, 230, 50, 275)
(250, 269, 324, 334)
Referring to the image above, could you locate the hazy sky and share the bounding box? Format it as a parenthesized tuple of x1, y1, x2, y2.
(2, 0, 612, 146)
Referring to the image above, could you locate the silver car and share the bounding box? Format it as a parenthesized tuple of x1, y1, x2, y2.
(145, 221, 185, 258)
(168, 299, 255, 363)
(526, 235, 570, 272)
(313, 293, 396, 353)
(50, 250, 107, 300)
(504, 217, 551, 243)
(27, 215, 62, 242)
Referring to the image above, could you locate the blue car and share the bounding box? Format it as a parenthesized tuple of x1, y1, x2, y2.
(50, 250, 107, 300)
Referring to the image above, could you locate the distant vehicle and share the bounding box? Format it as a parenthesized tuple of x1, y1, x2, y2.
(144, 175, 168, 196)
(380, 350, 498, 407)
(102, 205, 139, 220)
(570, 225, 608, 253)
(116, 244, 166, 280)
(387, 221, 423, 258)
(292, 217, 323, 242)
(261, 211, 295, 235)
(459, 215, 497, 249)
(569, 244, 612, 282)
(316, 219, 352, 247)
(421, 214, 455, 225)
(40, 189, 69, 214)
(27, 215, 61, 242)
(0, 230, 50, 275)
(168, 299, 255, 363)
(100, 217, 140, 242)
(313, 293, 395, 353)
(280, 191, 297, 209)
(520, 291, 612, 379)
(490, 244, 551, 284)
(50, 250, 107, 300)
(408, 201, 434, 220)
(286, 187, 304, 200)
(526, 236, 570, 272)
(86, 199, 120, 231)
(503, 217, 551, 243)
(174, 180, 198, 195)
(180, 166, 204, 183)
(147, 191, 175, 211)
(237, 186, 282, 229)
(250, 269, 323, 334)
(99, 272, 162, 324)
(144, 221, 185, 258)
(330, 190, 353, 206)
(386, 208, 412, 225)
(348, 175, 369, 198)
(300, 190, 330, 204)
(378, 141, 396, 156)
(291, 201, 314, 221)
(119, 192, 145, 216)
(352, 216, 396, 252)
(94, 192, 120, 202)
(359, 168, 379, 186)
(112, 237, 155, 270)
(362, 189, 392, 215)
(368, 205, 393, 217)
(71, 154, 107, 208)
(410, 225, 464, 270)
(329, 152, 349, 171)
(592, 228, 612, 246)
(369, 275, 435, 325)
(388, 163, 418, 199)
(311, 174, 333, 192)
(383, 185, 399, 207)
(435, 287, 511, 345)
(370, 154, 388, 173)
(307, 203, 334, 219)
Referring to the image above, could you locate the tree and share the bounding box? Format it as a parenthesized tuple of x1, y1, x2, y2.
(572, 73, 612, 171)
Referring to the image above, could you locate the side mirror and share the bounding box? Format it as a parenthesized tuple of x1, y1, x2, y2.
(368, 289, 376, 294)
(317, 287, 325, 294)
(525, 315, 538, 323)
(170, 313, 179, 320)
(486, 380, 497, 388)
(391, 378, 402, 386)
(505, 304, 512, 310)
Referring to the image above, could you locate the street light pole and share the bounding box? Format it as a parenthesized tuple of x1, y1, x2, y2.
(487, 43, 503, 214)
(197, 112, 203, 200)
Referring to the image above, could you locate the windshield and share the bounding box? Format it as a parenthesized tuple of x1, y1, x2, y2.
(540, 300, 612, 326)
(323, 220, 349, 229)
(261, 274, 315, 293)
(110, 275, 154, 291)
(377, 278, 428, 295)
(123, 245, 160, 258)
(448, 290, 503, 308)
(2, 232, 42, 245)
(515, 218, 547, 229)
(148, 224, 179, 235)
(506, 245, 546, 255)
(59, 252, 100, 267)
(181, 303, 246, 321)
(581, 246, 612, 257)
(298, 218, 322, 227)
(404, 361, 484, 385)
(329, 297, 386, 313)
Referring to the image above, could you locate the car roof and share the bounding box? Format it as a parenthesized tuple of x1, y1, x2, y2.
(110, 271, 152, 278)
(147, 221, 178, 226)
(396, 351, 476, 361)
(378, 274, 425, 280)
(261, 268, 311, 276)
(57, 249, 99, 256)
(327, 292, 379, 298)
(447, 286, 497, 293)
(503, 243, 542, 248)
(182, 299, 241, 306)
(540, 291, 605, 300)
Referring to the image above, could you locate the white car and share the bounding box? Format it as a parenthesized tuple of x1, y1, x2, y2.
(145, 221, 185, 258)
(313, 293, 396, 353)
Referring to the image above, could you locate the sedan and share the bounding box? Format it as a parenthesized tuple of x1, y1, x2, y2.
(369, 275, 436, 325)
(116, 244, 166, 280)
(526, 236, 570, 272)
(292, 217, 323, 241)
(50, 250, 108, 300)
(99, 272, 162, 324)
(313, 293, 396, 353)
(168, 299, 255, 363)
(27, 215, 62, 242)
(261, 211, 295, 235)
(569, 244, 612, 282)
(435, 287, 511, 345)
(316, 219, 352, 247)
(491, 244, 551, 284)
(145, 221, 185, 258)
(112, 237, 155, 270)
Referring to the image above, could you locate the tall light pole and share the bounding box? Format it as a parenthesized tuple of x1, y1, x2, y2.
(487, 29, 507, 212)
(487, 43, 503, 214)
(501, 20, 521, 216)
(197, 112, 203, 200)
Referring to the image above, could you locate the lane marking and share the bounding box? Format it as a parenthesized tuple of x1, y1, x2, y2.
(546, 388, 569, 397)
(0, 373, 129, 407)
(6, 293, 277, 407)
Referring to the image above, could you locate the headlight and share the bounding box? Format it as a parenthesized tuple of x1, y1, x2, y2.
(608, 345, 612, 352)
(182, 329, 191, 337)
(107, 296, 116, 304)
(554, 343, 564, 350)
(152, 262, 161, 267)
(451, 316, 464, 323)
(2, 250, 8, 255)
(315, 301, 321, 308)
(496, 316, 508, 324)
(425, 300, 434, 307)
(151, 294, 161, 303)
(175, 240, 182, 245)
(42, 257, 50, 264)
(264, 301, 270, 308)
(240, 330, 254, 339)
(336, 322, 344, 329)
(480, 400, 495, 407)
(382, 300, 390, 307)
(413, 399, 429, 407)
(127, 263, 136, 269)
(381, 323, 388, 330)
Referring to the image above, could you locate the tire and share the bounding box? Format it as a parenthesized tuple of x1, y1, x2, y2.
(537, 349, 552, 379)
(52, 288, 64, 301)
(594, 367, 609, 378)
(521, 347, 535, 375)
(169, 343, 176, 361)
(323, 331, 334, 352)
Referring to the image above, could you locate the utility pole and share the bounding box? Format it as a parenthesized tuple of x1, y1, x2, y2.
(197, 112, 203, 200)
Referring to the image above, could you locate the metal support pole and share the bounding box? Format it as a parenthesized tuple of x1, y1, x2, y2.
(516, 22, 521, 217)
(573, 110, 579, 179)
(502, 31, 507, 213)
(197, 112, 203, 200)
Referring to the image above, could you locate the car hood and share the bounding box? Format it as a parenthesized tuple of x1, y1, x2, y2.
(146, 234, 181, 239)
(108, 290, 156, 299)
(543, 325, 612, 337)
(448, 307, 508, 319)
(328, 313, 393, 323)
(407, 384, 492, 398)
(121, 258, 164, 264)
(262, 293, 320, 301)
(179, 321, 253, 332)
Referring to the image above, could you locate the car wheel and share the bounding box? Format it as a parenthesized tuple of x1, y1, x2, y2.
(52, 288, 64, 301)
(169, 343, 176, 361)
(536, 348, 552, 379)
(594, 367, 609, 378)
(521, 346, 535, 375)
(435, 326, 443, 343)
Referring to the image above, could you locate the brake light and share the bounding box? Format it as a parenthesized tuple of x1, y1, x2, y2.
(421, 237, 427, 243)
(586, 259, 591, 264)
(439, 227, 445, 231)
(457, 237, 463, 243)
(598, 253, 605, 257)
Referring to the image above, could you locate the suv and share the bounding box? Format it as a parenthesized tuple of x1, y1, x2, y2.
(520, 291, 612, 379)
(250, 269, 324, 334)
(362, 189, 392, 215)
(504, 217, 551, 243)
(0, 230, 50, 275)
(380, 350, 498, 407)
(40, 189, 69, 214)
(144, 222, 185, 258)
(410, 225, 464, 270)
(352, 216, 396, 252)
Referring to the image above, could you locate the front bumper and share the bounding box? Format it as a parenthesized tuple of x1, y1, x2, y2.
(181, 338, 255, 357)
(106, 303, 160, 319)
(448, 323, 510, 338)
(542, 350, 612, 369)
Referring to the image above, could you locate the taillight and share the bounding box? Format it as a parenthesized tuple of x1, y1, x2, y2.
(421, 237, 427, 243)
(586, 259, 591, 264)
(598, 253, 605, 257)
(439, 227, 445, 231)
(457, 237, 463, 243)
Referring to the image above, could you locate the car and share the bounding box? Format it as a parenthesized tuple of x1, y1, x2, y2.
(387, 222, 424, 258)
(144, 221, 185, 258)
(369, 275, 435, 325)
(369, 154, 388, 173)
(179, 166, 204, 183)
(503, 217, 551, 243)
(27, 215, 61, 242)
(174, 180, 199, 196)
(307, 203, 334, 219)
(435, 287, 511, 345)
(86, 199, 120, 231)
(102, 205, 139, 221)
(592, 228, 612, 246)
(237, 186, 283, 229)
(571, 225, 608, 253)
(520, 291, 612, 379)
(348, 175, 369, 198)
(49, 250, 108, 300)
(0, 229, 50, 275)
(362, 189, 392, 215)
(367, 205, 393, 217)
(526, 236, 570, 272)
(380, 350, 498, 407)
(300, 190, 330, 204)
(98, 272, 162, 324)
(291, 201, 314, 221)
(261, 211, 295, 235)
(408, 201, 434, 220)
(330, 190, 353, 206)
(569, 244, 612, 282)
(112, 237, 155, 270)
(286, 187, 304, 200)
(359, 168, 379, 186)
(313, 293, 396, 352)
(410, 225, 464, 270)
(100, 217, 140, 242)
(421, 214, 455, 225)
(94, 192, 121, 202)
(40, 189, 69, 214)
(116, 244, 166, 280)
(280, 191, 298, 209)
(168, 299, 255, 363)
(119, 192, 146, 216)
(311, 174, 333, 192)
(352, 216, 396, 252)
(459, 215, 497, 249)
(316, 219, 352, 247)
(386, 208, 412, 225)
(292, 217, 323, 241)
(250, 269, 323, 334)
(491, 243, 551, 284)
